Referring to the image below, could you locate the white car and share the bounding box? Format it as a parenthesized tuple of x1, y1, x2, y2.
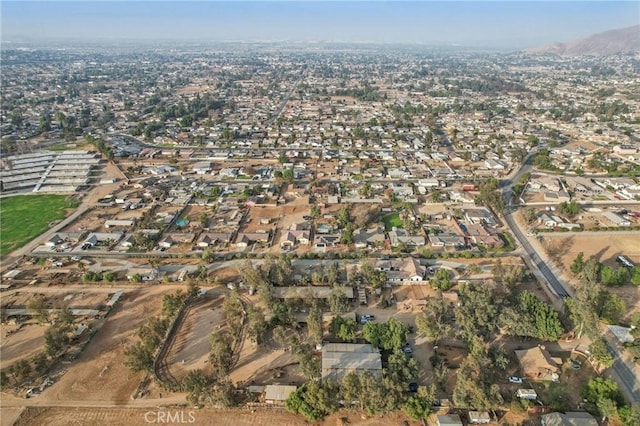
(526, 232, 535, 237)
(509, 376, 523, 384)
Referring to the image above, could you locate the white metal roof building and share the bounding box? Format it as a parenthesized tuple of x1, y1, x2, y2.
(321, 343, 382, 382)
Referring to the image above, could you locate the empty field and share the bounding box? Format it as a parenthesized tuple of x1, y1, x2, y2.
(166, 297, 225, 382)
(0, 194, 78, 256)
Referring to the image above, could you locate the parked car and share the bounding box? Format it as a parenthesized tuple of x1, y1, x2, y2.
(408, 382, 418, 393)
(360, 314, 375, 324)
(509, 376, 523, 384)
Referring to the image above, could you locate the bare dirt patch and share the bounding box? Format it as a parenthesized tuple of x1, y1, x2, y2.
(539, 233, 640, 316)
(0, 324, 46, 369)
(167, 297, 225, 382)
(13, 406, 423, 426)
(36, 287, 165, 404)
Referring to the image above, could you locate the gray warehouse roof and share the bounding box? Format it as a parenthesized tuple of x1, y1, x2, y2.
(321, 343, 381, 382)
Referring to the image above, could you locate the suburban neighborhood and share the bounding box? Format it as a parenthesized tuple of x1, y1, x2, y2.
(1, 21, 640, 426)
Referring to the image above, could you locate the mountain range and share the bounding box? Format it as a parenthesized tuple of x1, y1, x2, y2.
(525, 25, 640, 56)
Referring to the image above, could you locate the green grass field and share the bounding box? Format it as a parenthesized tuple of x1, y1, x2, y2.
(0, 195, 78, 256)
(382, 213, 403, 230)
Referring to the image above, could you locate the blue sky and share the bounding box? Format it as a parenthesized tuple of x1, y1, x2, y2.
(1, 1, 638, 48)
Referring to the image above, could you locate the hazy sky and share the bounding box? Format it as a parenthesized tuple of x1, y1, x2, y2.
(1, 1, 639, 49)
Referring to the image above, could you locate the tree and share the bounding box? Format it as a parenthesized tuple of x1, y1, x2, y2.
(429, 268, 452, 291)
(162, 290, 186, 318)
(27, 295, 48, 324)
(456, 282, 499, 341)
(510, 146, 527, 164)
(387, 349, 419, 385)
(501, 291, 564, 341)
(476, 178, 505, 215)
(0, 371, 10, 390)
(430, 188, 443, 203)
(340, 371, 361, 406)
(558, 200, 580, 217)
(306, 301, 323, 346)
(330, 316, 357, 341)
(566, 258, 603, 339)
(222, 291, 245, 338)
(630, 267, 640, 286)
(600, 292, 626, 324)
(57, 307, 74, 326)
(247, 306, 268, 345)
(522, 207, 537, 225)
(328, 287, 350, 314)
(452, 356, 501, 411)
(138, 316, 168, 351)
(10, 359, 32, 383)
(360, 259, 387, 289)
(403, 385, 435, 420)
(588, 339, 614, 368)
(310, 204, 321, 219)
(124, 342, 153, 372)
(363, 318, 408, 350)
(337, 206, 351, 229)
(44, 325, 70, 356)
(285, 380, 339, 421)
(359, 182, 373, 198)
(182, 370, 236, 408)
(283, 168, 294, 182)
(416, 293, 454, 343)
(583, 377, 624, 411)
(182, 369, 214, 407)
(492, 259, 525, 291)
(295, 344, 321, 379)
(32, 352, 49, 375)
(340, 223, 354, 245)
(570, 252, 585, 275)
(102, 271, 117, 282)
(209, 331, 234, 378)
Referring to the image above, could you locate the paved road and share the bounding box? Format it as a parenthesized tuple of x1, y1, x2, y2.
(502, 155, 640, 405)
(535, 230, 640, 237)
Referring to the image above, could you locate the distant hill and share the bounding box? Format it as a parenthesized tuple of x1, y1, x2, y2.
(525, 25, 640, 56)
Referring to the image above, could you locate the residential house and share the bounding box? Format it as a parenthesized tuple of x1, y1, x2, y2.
(315, 234, 341, 248)
(465, 223, 504, 249)
(540, 412, 597, 426)
(126, 267, 158, 281)
(484, 158, 506, 170)
(469, 411, 491, 424)
(437, 414, 463, 426)
(428, 233, 466, 248)
(197, 232, 232, 248)
(353, 226, 386, 249)
(377, 257, 427, 284)
(279, 229, 311, 249)
(263, 385, 297, 405)
(603, 211, 631, 227)
(388, 228, 425, 248)
(464, 208, 498, 227)
(514, 346, 561, 381)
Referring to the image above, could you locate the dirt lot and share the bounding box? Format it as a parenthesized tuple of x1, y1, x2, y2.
(167, 297, 225, 382)
(0, 324, 47, 369)
(35, 287, 165, 404)
(13, 407, 425, 426)
(537, 233, 640, 316)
